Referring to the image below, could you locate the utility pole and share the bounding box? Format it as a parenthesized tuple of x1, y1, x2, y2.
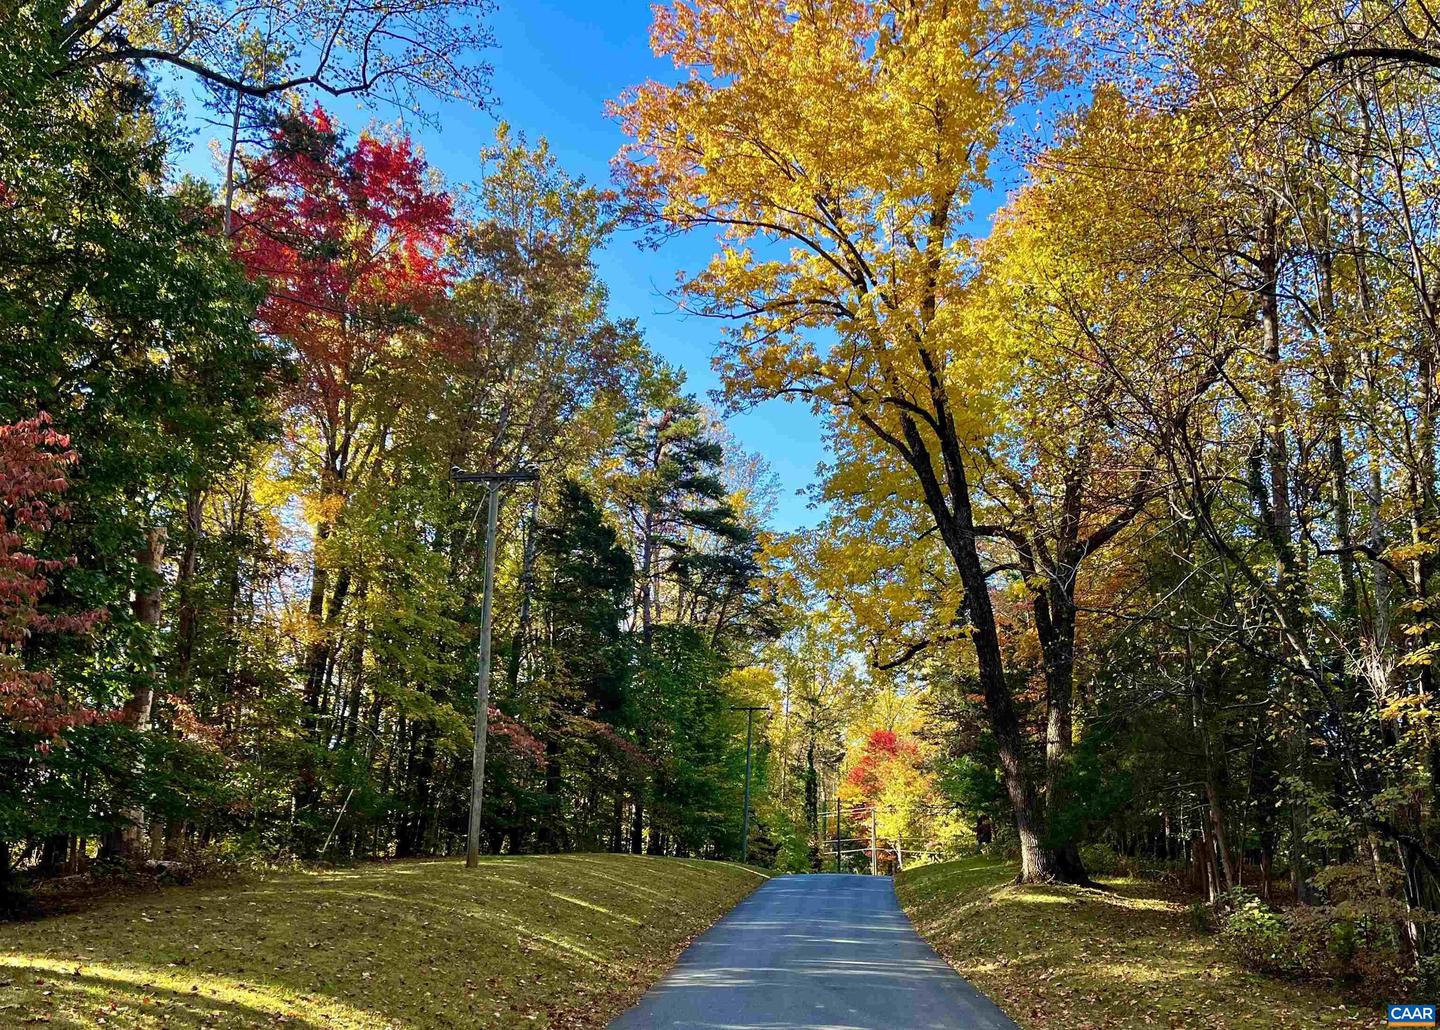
(452, 466, 539, 869)
(870, 805, 878, 876)
(836, 793, 843, 873)
(732, 706, 767, 863)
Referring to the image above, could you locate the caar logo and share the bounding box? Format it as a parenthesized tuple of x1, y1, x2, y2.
(1390, 1004, 1438, 1027)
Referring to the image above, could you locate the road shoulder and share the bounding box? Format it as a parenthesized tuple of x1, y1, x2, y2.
(896, 857, 1372, 1030)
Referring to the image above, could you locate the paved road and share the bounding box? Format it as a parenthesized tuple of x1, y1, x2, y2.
(608, 873, 1019, 1030)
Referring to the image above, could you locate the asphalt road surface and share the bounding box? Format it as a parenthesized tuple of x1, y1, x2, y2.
(607, 873, 1019, 1030)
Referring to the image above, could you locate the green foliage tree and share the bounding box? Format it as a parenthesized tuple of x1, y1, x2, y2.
(1, 3, 287, 864)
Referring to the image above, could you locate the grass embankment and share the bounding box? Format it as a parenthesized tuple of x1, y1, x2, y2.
(896, 857, 1371, 1030)
(0, 853, 765, 1029)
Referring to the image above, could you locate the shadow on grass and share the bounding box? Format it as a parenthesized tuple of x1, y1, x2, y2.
(0, 853, 763, 1029)
(0, 954, 367, 1029)
(896, 857, 1371, 1030)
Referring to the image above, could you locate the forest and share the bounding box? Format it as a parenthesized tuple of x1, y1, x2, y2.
(7, 0, 1440, 1004)
(2, 0, 781, 878)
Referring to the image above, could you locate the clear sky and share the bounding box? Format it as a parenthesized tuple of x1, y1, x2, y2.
(178, 1, 1030, 531)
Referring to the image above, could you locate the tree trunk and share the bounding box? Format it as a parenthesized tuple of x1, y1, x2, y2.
(1201, 821, 1222, 904)
(340, 582, 368, 751)
(804, 735, 821, 872)
(505, 488, 540, 691)
(171, 487, 203, 690)
(38, 834, 68, 875)
(123, 527, 168, 735)
(639, 508, 655, 645)
(941, 504, 1061, 882)
(610, 790, 624, 853)
(106, 527, 167, 860)
(298, 542, 350, 818)
(1205, 779, 1237, 892)
(302, 523, 332, 720)
(1190, 832, 1207, 895)
(1034, 577, 1088, 883)
(893, 364, 1078, 882)
(538, 740, 565, 852)
(412, 733, 437, 856)
(222, 88, 243, 236)
(630, 796, 644, 854)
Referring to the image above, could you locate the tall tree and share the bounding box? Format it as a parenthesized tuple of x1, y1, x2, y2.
(2, 3, 286, 862)
(530, 481, 633, 850)
(614, 0, 1083, 880)
(232, 105, 457, 826)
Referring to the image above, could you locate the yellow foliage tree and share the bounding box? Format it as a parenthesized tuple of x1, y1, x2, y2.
(612, 0, 1085, 880)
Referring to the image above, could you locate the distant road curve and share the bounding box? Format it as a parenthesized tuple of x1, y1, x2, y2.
(608, 872, 1019, 1030)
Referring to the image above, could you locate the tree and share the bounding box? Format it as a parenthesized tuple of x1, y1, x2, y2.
(845, 728, 961, 870)
(610, 384, 765, 647)
(48, 0, 495, 112)
(233, 106, 457, 824)
(0, 413, 109, 893)
(3, 5, 287, 862)
(530, 480, 634, 850)
(0, 415, 101, 738)
(614, 0, 1082, 881)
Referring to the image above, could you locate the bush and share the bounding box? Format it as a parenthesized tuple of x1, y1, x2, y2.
(1078, 842, 1138, 878)
(1417, 953, 1440, 998)
(767, 811, 821, 874)
(1327, 917, 1359, 967)
(1216, 880, 1411, 991)
(1219, 887, 1317, 977)
(1308, 863, 1412, 989)
(0, 880, 38, 920)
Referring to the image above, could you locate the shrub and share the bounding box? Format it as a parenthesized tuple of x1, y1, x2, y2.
(1417, 953, 1440, 998)
(1219, 887, 1316, 977)
(1078, 842, 1137, 878)
(1309, 862, 1413, 989)
(1216, 880, 1411, 991)
(1327, 918, 1359, 967)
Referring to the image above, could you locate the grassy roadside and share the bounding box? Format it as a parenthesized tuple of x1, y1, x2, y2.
(896, 857, 1372, 1030)
(0, 853, 766, 1029)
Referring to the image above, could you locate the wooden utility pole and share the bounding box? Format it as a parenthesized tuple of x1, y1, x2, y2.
(835, 794, 842, 872)
(452, 467, 539, 869)
(733, 706, 767, 863)
(870, 805, 878, 876)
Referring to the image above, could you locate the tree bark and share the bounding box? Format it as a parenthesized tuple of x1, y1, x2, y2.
(929, 444, 1062, 881)
(1033, 575, 1089, 882)
(171, 487, 203, 690)
(106, 527, 167, 860)
(122, 527, 168, 734)
(630, 795, 644, 854)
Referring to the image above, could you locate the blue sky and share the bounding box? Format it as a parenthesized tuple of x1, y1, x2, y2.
(178, 0, 1032, 531)
(462, 2, 837, 531)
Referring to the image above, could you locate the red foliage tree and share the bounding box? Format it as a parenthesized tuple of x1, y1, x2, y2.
(488, 705, 545, 768)
(846, 729, 919, 803)
(0, 414, 105, 738)
(231, 106, 460, 724)
(233, 105, 458, 438)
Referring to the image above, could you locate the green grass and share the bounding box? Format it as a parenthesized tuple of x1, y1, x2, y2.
(895, 857, 1373, 1030)
(0, 853, 767, 1029)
